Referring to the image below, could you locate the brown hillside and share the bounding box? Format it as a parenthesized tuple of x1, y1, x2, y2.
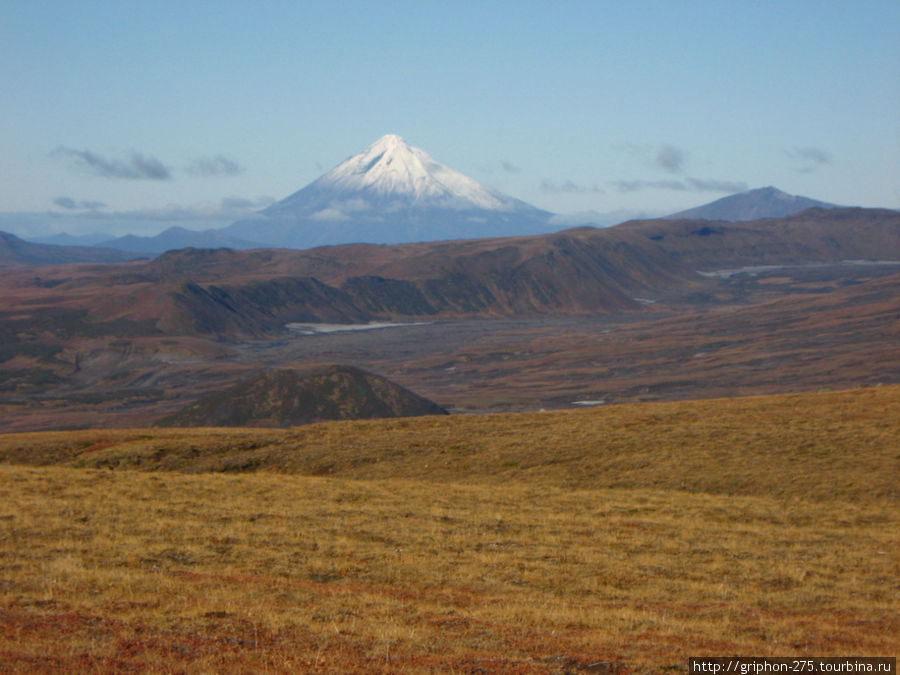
(617, 207, 900, 269)
(0, 226, 700, 340)
(152, 226, 701, 334)
(1, 208, 895, 342)
(156, 365, 447, 428)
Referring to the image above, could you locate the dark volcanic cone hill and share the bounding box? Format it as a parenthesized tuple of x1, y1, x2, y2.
(156, 365, 447, 428)
(663, 186, 840, 222)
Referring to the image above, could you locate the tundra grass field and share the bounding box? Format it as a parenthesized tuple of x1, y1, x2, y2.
(1, 386, 898, 672)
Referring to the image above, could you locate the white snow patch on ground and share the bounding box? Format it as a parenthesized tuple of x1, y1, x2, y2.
(286, 321, 432, 335)
(699, 260, 900, 278)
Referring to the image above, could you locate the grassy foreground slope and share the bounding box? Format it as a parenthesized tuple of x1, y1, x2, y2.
(1, 385, 897, 502)
(1, 387, 898, 672)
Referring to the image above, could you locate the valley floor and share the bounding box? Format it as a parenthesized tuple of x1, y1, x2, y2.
(2, 262, 897, 432)
(1, 386, 897, 672)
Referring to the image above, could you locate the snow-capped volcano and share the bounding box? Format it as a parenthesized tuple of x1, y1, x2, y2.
(310, 133, 509, 209)
(224, 134, 555, 249)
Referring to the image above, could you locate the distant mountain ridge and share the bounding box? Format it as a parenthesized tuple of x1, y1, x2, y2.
(0, 230, 143, 267)
(665, 186, 840, 222)
(28, 232, 116, 247)
(98, 226, 265, 255)
(224, 134, 556, 248)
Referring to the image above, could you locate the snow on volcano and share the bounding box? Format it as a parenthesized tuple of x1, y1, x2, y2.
(308, 134, 509, 209)
(223, 134, 555, 249)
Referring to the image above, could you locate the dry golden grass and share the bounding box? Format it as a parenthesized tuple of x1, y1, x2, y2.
(1, 386, 898, 672)
(1, 385, 897, 502)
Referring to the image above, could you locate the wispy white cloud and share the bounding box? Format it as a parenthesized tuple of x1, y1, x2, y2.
(122, 197, 271, 221)
(52, 196, 107, 211)
(186, 154, 244, 177)
(612, 179, 687, 193)
(612, 177, 746, 193)
(620, 143, 688, 174)
(786, 146, 831, 173)
(655, 145, 686, 173)
(686, 177, 748, 192)
(540, 179, 605, 194)
(220, 196, 275, 209)
(51, 146, 171, 180)
(1, 196, 277, 238)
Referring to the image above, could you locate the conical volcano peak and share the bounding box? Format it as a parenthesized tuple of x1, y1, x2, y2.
(358, 134, 414, 167)
(348, 134, 432, 190)
(226, 134, 555, 248)
(361, 133, 414, 161)
(312, 134, 513, 209)
(371, 133, 407, 148)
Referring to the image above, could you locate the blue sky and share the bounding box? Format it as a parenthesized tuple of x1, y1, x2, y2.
(1, 1, 898, 236)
